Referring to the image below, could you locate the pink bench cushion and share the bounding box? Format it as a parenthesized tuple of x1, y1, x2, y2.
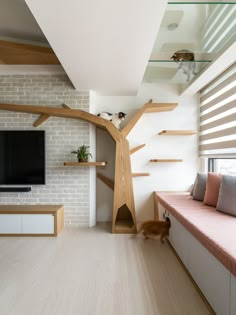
(155, 192, 236, 276)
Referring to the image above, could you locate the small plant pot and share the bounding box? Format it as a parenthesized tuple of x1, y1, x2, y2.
(78, 158, 88, 162)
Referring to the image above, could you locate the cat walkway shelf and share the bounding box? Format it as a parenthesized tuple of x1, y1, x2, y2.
(0, 101, 178, 234)
(132, 173, 150, 177)
(158, 130, 197, 135)
(150, 159, 183, 163)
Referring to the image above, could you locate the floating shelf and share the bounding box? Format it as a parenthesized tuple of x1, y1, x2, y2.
(132, 173, 150, 177)
(150, 159, 183, 163)
(64, 162, 107, 167)
(158, 130, 197, 135)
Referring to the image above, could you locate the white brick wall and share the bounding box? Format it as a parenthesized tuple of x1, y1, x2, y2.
(0, 74, 92, 227)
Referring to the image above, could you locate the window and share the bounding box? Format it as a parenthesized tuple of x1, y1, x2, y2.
(199, 62, 236, 157)
(208, 158, 236, 175)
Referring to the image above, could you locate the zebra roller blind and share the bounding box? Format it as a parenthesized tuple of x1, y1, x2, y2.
(199, 62, 236, 157)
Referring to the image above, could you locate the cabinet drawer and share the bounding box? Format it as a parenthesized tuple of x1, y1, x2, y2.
(0, 214, 21, 234)
(21, 214, 54, 234)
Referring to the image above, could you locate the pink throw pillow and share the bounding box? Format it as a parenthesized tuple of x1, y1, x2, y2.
(203, 172, 222, 207)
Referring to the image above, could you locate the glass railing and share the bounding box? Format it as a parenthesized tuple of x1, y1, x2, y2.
(142, 1, 236, 84)
(144, 60, 212, 83)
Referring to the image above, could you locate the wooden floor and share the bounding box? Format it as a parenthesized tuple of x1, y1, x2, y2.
(0, 224, 211, 315)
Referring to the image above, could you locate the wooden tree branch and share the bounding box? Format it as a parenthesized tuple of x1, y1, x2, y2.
(97, 173, 114, 191)
(0, 103, 111, 131)
(62, 104, 71, 109)
(130, 144, 145, 155)
(33, 104, 71, 127)
(33, 114, 50, 127)
(121, 102, 178, 137)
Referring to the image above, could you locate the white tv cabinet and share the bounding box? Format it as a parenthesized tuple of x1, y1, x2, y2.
(0, 205, 64, 236)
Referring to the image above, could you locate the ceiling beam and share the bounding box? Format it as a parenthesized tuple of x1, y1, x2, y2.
(0, 40, 60, 65)
(25, 0, 168, 95)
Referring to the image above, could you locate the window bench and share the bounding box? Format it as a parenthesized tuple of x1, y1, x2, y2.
(154, 192, 236, 315)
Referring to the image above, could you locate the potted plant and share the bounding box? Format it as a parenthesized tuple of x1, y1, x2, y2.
(71, 145, 92, 162)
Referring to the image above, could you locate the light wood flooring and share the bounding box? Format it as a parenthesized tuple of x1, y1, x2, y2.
(0, 224, 212, 315)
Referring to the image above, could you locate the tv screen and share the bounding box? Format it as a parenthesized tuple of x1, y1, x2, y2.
(0, 130, 45, 185)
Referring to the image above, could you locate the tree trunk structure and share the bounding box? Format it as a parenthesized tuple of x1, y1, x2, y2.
(0, 102, 177, 233)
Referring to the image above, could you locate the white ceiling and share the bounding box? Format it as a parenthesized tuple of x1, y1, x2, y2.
(25, 0, 168, 95)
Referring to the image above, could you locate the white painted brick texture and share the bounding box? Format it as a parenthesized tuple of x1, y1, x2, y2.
(0, 74, 91, 227)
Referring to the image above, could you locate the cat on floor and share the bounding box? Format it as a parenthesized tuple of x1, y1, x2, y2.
(97, 112, 126, 130)
(137, 217, 171, 242)
(171, 49, 197, 82)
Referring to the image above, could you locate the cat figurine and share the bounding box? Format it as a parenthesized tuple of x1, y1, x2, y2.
(137, 217, 171, 242)
(97, 112, 126, 130)
(171, 49, 197, 82)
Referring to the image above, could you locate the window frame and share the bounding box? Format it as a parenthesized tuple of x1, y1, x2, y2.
(208, 158, 236, 173)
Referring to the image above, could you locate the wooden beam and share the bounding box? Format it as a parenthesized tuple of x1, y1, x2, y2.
(0, 40, 60, 65)
(130, 144, 145, 155)
(97, 173, 114, 191)
(158, 130, 197, 135)
(33, 114, 50, 127)
(121, 102, 177, 137)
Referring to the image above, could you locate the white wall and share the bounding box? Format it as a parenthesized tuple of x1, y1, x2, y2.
(96, 83, 199, 222)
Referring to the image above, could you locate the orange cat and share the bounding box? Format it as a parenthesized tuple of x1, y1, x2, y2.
(137, 218, 171, 242)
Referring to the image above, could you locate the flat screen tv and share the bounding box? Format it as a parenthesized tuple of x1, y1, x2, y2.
(0, 130, 45, 185)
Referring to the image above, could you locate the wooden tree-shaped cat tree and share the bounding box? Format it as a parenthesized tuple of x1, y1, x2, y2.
(0, 101, 177, 233)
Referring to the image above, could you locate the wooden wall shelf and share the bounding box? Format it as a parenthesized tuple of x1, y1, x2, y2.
(132, 173, 150, 177)
(64, 162, 107, 167)
(150, 159, 183, 163)
(158, 130, 197, 135)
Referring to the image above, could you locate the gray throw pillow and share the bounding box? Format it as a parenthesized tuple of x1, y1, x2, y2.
(216, 175, 236, 216)
(190, 177, 197, 196)
(192, 173, 207, 201)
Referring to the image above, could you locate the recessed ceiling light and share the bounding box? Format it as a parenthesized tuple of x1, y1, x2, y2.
(168, 23, 178, 30)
